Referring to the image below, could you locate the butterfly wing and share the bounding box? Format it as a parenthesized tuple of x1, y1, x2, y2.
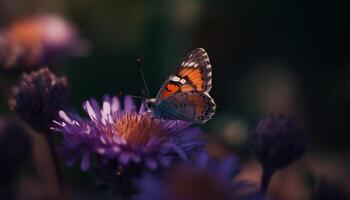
(152, 48, 215, 123)
(155, 48, 212, 100)
(175, 48, 212, 92)
(155, 90, 216, 124)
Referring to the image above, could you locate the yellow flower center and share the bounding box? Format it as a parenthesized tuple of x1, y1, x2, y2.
(115, 113, 167, 145)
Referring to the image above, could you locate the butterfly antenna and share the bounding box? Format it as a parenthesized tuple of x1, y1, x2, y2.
(137, 58, 151, 98)
(129, 95, 146, 99)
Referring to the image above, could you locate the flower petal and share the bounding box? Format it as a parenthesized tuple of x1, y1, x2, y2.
(111, 97, 120, 113)
(139, 101, 146, 113)
(146, 158, 158, 170)
(66, 152, 80, 166)
(124, 95, 136, 112)
(81, 151, 90, 171)
(119, 153, 130, 165)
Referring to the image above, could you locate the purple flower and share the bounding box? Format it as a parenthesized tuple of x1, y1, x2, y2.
(135, 153, 265, 200)
(9, 67, 69, 132)
(250, 114, 307, 171)
(0, 14, 89, 71)
(52, 95, 205, 198)
(52, 95, 205, 171)
(250, 114, 308, 193)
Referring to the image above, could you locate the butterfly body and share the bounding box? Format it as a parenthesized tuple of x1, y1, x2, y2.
(146, 48, 216, 124)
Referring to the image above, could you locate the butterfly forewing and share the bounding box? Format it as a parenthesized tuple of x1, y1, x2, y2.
(177, 48, 212, 92)
(156, 48, 213, 101)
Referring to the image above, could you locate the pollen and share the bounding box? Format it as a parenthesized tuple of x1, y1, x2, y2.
(115, 113, 167, 145)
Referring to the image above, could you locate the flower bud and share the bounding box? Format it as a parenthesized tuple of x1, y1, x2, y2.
(9, 67, 68, 132)
(250, 114, 308, 171)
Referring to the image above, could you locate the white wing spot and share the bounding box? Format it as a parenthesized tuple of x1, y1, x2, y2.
(188, 62, 196, 67)
(184, 62, 191, 67)
(172, 76, 181, 82)
(180, 79, 187, 84)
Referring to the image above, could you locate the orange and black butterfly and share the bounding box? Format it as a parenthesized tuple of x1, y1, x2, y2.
(145, 48, 216, 124)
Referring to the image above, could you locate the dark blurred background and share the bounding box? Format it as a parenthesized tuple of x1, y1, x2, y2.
(0, 0, 349, 199)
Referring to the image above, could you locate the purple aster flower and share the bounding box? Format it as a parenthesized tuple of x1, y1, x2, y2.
(9, 67, 69, 132)
(52, 95, 205, 198)
(135, 153, 266, 200)
(250, 114, 308, 194)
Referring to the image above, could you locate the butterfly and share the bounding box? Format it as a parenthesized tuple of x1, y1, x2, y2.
(145, 48, 216, 124)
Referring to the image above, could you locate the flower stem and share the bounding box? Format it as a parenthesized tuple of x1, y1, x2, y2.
(261, 167, 274, 195)
(44, 132, 64, 192)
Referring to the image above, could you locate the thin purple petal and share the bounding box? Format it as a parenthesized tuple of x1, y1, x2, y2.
(81, 151, 90, 171)
(124, 95, 136, 112)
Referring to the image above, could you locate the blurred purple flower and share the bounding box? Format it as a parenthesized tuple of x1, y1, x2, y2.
(250, 114, 307, 171)
(250, 114, 308, 193)
(9, 67, 69, 132)
(52, 95, 205, 171)
(135, 153, 265, 200)
(0, 14, 89, 71)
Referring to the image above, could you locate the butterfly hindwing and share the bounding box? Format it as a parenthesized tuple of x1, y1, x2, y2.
(155, 91, 216, 124)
